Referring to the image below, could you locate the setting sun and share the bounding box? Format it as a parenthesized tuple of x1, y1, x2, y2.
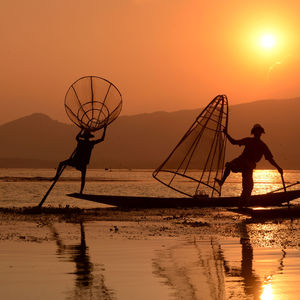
(260, 34, 276, 49)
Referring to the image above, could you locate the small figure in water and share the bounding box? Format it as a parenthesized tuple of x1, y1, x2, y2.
(53, 125, 107, 194)
(216, 124, 283, 205)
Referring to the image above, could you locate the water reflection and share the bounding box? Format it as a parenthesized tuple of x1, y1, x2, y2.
(152, 220, 292, 300)
(260, 275, 273, 300)
(238, 222, 262, 299)
(152, 238, 227, 299)
(50, 222, 114, 299)
(225, 222, 289, 299)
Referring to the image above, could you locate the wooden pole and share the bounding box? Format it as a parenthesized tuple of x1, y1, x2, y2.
(281, 174, 286, 193)
(268, 181, 299, 194)
(38, 165, 66, 207)
(281, 173, 289, 207)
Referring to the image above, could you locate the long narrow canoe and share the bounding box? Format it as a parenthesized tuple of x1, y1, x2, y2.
(67, 189, 300, 208)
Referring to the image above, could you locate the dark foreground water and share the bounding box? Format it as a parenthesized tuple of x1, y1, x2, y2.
(1, 220, 300, 300)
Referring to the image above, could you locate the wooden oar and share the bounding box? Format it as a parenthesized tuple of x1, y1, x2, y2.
(38, 165, 66, 207)
(268, 181, 299, 194)
(281, 173, 286, 193)
(280, 173, 289, 207)
(38, 149, 77, 207)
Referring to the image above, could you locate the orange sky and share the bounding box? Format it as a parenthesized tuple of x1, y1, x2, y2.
(1, 0, 300, 124)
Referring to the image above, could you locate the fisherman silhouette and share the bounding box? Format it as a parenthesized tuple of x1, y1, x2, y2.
(53, 125, 107, 194)
(216, 124, 283, 205)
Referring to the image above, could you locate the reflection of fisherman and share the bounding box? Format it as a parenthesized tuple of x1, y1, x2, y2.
(216, 124, 283, 204)
(53, 125, 107, 193)
(50, 222, 93, 289)
(239, 222, 262, 298)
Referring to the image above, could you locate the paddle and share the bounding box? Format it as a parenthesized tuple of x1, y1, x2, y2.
(38, 165, 66, 207)
(281, 173, 286, 193)
(38, 147, 78, 208)
(268, 181, 300, 194)
(280, 173, 289, 207)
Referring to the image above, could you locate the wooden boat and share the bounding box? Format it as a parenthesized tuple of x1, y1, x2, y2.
(67, 189, 300, 208)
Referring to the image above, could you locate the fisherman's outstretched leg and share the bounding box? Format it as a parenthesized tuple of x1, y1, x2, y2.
(216, 162, 231, 186)
(80, 168, 86, 194)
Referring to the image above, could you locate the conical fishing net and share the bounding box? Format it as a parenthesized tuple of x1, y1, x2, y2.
(153, 95, 228, 197)
(65, 76, 122, 131)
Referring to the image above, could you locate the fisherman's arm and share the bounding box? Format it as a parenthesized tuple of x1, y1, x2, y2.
(267, 157, 283, 175)
(264, 145, 283, 175)
(76, 130, 83, 141)
(223, 128, 244, 145)
(93, 124, 107, 144)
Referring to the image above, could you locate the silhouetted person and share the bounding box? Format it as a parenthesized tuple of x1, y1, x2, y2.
(53, 125, 107, 193)
(216, 124, 283, 205)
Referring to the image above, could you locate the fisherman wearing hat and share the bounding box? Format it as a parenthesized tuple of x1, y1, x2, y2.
(216, 124, 283, 206)
(53, 125, 107, 194)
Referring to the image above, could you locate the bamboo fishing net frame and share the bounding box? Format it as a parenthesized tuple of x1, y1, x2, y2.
(65, 76, 122, 132)
(153, 95, 228, 198)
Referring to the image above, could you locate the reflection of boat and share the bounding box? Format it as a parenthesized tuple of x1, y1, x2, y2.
(67, 189, 300, 208)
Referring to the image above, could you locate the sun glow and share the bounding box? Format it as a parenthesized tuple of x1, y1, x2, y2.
(260, 275, 274, 300)
(241, 23, 292, 65)
(260, 34, 276, 49)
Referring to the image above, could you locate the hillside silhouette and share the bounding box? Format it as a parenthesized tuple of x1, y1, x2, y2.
(0, 98, 299, 169)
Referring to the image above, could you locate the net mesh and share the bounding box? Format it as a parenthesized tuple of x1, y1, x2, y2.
(153, 95, 228, 197)
(65, 76, 122, 131)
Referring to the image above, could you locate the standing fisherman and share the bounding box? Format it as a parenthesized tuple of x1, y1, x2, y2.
(53, 125, 107, 194)
(216, 124, 283, 206)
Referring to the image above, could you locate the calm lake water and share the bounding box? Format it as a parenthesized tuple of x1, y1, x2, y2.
(0, 169, 300, 299)
(1, 223, 300, 300)
(0, 168, 299, 207)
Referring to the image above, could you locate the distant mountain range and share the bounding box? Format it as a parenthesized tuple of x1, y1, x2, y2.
(0, 97, 299, 169)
